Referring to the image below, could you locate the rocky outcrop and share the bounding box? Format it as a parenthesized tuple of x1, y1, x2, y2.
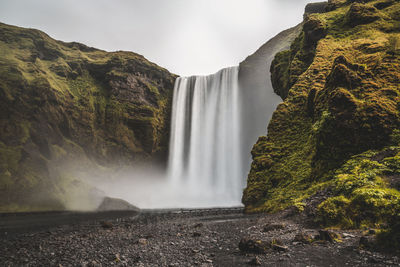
(347, 3, 380, 26)
(243, 0, 400, 251)
(304, 2, 329, 18)
(270, 16, 327, 100)
(0, 22, 176, 211)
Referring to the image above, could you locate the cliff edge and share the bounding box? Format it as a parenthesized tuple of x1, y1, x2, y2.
(243, 0, 400, 250)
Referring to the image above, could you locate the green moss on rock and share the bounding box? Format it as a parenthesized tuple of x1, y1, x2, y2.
(244, 0, 400, 251)
(271, 15, 326, 99)
(0, 22, 177, 211)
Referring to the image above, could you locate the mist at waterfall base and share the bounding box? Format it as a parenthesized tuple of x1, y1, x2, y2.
(91, 66, 279, 209)
(94, 67, 244, 209)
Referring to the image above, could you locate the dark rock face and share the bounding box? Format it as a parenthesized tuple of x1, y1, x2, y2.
(304, 2, 329, 18)
(303, 17, 327, 46)
(270, 16, 326, 100)
(0, 22, 176, 211)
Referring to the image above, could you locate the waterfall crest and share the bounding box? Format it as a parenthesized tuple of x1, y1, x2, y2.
(167, 67, 243, 207)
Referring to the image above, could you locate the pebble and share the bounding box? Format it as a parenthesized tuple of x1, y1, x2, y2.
(248, 256, 261, 265)
(138, 238, 147, 245)
(1, 210, 399, 266)
(342, 233, 355, 238)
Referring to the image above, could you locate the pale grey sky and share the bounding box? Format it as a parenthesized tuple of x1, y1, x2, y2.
(0, 0, 320, 76)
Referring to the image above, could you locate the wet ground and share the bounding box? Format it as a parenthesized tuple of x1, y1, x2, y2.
(0, 208, 399, 266)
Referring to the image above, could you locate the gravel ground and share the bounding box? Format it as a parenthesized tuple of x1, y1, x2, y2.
(0, 208, 399, 266)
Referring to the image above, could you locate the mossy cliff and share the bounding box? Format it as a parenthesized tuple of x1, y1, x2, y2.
(243, 0, 400, 250)
(0, 22, 176, 211)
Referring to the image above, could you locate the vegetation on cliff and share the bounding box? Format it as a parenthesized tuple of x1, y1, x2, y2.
(243, 0, 400, 251)
(0, 22, 176, 211)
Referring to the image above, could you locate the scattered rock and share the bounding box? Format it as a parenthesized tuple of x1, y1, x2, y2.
(239, 237, 269, 254)
(192, 232, 202, 237)
(263, 224, 285, 232)
(271, 238, 284, 246)
(272, 244, 289, 252)
(248, 256, 262, 265)
(293, 233, 313, 244)
(359, 236, 376, 249)
(194, 223, 204, 228)
(138, 238, 148, 245)
(88, 260, 100, 267)
(368, 257, 380, 264)
(317, 230, 341, 243)
(2, 208, 399, 266)
(368, 229, 376, 235)
(100, 221, 113, 229)
(342, 233, 355, 238)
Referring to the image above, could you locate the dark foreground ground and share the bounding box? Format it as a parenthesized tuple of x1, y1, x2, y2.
(0, 208, 399, 266)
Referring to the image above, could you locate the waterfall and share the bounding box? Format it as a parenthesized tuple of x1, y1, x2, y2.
(167, 66, 243, 207)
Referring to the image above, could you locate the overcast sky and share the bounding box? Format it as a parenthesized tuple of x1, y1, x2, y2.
(0, 0, 320, 76)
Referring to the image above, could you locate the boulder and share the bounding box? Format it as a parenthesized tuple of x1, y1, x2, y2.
(263, 223, 285, 232)
(317, 230, 341, 243)
(239, 237, 270, 254)
(359, 235, 376, 249)
(293, 233, 314, 244)
(248, 256, 262, 266)
(100, 221, 113, 229)
(96, 197, 140, 212)
(272, 244, 289, 252)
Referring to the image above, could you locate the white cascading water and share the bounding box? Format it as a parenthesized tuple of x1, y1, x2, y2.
(97, 64, 280, 209)
(167, 66, 243, 207)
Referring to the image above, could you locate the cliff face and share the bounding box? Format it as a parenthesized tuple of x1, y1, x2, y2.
(243, 0, 400, 249)
(238, 24, 302, 172)
(238, 4, 334, 177)
(0, 22, 176, 211)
